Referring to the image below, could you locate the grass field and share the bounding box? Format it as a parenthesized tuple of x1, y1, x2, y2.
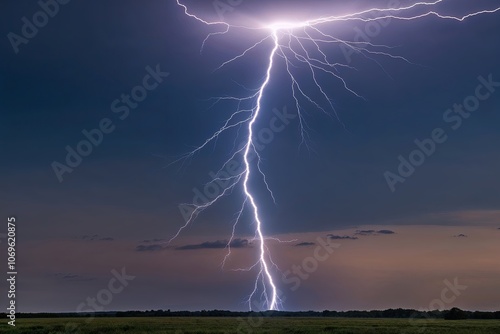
(2, 317, 500, 334)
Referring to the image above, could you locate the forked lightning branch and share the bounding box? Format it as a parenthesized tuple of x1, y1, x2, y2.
(171, 0, 500, 311)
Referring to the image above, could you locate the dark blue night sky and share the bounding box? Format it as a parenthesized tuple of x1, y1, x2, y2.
(1, 0, 500, 312)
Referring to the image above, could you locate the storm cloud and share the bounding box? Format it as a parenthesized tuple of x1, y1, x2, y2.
(295, 242, 316, 247)
(175, 238, 250, 250)
(327, 234, 358, 240)
(354, 230, 396, 236)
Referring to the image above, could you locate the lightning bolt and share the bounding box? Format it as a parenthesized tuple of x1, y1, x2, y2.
(171, 0, 500, 311)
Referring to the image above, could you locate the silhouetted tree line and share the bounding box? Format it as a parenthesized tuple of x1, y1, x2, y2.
(4, 308, 500, 320)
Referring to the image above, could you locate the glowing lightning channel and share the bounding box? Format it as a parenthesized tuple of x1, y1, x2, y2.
(171, 0, 500, 311)
(241, 30, 280, 310)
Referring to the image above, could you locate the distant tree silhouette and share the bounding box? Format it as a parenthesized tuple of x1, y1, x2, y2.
(6, 307, 500, 319)
(444, 308, 468, 320)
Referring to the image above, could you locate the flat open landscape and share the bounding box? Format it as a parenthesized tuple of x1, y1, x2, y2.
(2, 317, 500, 334)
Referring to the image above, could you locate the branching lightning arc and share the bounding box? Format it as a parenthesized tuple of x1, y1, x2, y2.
(170, 0, 500, 311)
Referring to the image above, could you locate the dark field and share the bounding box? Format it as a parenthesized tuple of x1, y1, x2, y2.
(2, 317, 500, 334)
